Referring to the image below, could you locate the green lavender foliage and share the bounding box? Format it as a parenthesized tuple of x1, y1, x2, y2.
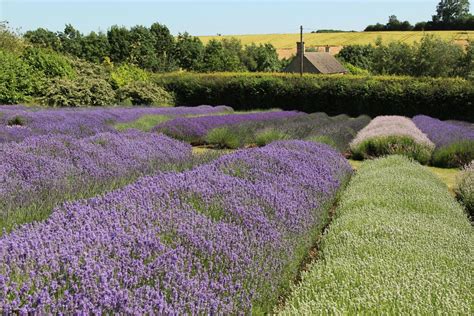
(281, 155, 473, 314)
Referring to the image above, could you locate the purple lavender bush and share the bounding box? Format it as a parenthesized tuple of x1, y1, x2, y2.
(412, 115, 474, 167)
(153, 110, 302, 144)
(0, 130, 192, 231)
(0, 105, 232, 142)
(0, 141, 351, 314)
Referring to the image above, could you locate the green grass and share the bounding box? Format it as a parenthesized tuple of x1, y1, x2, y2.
(114, 114, 171, 131)
(281, 156, 473, 314)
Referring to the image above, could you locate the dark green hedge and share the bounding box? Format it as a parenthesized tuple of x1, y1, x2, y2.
(154, 73, 474, 122)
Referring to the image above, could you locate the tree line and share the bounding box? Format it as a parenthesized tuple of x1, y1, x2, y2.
(365, 0, 474, 31)
(24, 23, 284, 73)
(337, 36, 474, 79)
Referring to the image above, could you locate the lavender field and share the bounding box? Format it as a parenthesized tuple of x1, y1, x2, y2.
(0, 105, 472, 313)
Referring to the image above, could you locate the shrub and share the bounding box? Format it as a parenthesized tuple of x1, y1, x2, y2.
(154, 73, 474, 122)
(255, 128, 287, 146)
(116, 81, 174, 106)
(42, 76, 116, 107)
(0, 141, 352, 313)
(432, 141, 474, 168)
(21, 47, 75, 78)
(0, 50, 35, 103)
(350, 116, 435, 164)
(306, 135, 338, 149)
(154, 111, 301, 144)
(281, 156, 473, 314)
(205, 127, 240, 148)
(0, 131, 192, 231)
(455, 161, 474, 218)
(412, 115, 474, 167)
(110, 63, 149, 88)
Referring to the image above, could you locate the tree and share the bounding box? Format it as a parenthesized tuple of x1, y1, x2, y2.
(24, 27, 61, 51)
(58, 24, 83, 57)
(128, 25, 158, 70)
(81, 31, 109, 63)
(242, 43, 281, 72)
(149, 22, 176, 72)
(200, 39, 243, 72)
(173, 32, 204, 71)
(433, 0, 470, 23)
(107, 25, 131, 63)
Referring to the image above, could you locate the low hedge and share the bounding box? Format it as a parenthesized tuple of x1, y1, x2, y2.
(280, 156, 473, 314)
(154, 72, 474, 122)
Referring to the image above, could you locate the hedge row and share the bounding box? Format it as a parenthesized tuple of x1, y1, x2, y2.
(154, 73, 474, 122)
(280, 156, 473, 314)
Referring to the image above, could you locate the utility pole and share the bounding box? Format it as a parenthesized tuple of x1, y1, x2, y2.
(300, 25, 304, 77)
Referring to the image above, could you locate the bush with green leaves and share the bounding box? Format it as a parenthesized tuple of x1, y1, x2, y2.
(110, 63, 149, 88)
(0, 49, 36, 104)
(281, 155, 473, 314)
(21, 47, 75, 78)
(42, 76, 116, 107)
(116, 81, 174, 106)
(205, 127, 240, 149)
(255, 128, 288, 146)
(455, 160, 474, 218)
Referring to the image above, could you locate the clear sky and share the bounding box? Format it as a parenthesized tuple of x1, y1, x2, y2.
(1, 0, 440, 36)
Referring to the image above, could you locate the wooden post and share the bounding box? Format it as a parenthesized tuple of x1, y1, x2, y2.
(300, 25, 304, 77)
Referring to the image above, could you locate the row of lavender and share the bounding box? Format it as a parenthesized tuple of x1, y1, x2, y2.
(350, 115, 473, 167)
(0, 141, 352, 313)
(0, 130, 191, 232)
(153, 111, 371, 152)
(153, 110, 303, 144)
(0, 105, 232, 143)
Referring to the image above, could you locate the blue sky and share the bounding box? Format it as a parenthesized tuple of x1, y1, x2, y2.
(1, 1, 440, 35)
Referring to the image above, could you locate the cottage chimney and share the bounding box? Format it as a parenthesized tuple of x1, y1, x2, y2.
(297, 42, 305, 57)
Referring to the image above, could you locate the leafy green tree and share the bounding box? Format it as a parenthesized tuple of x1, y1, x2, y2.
(242, 43, 280, 72)
(337, 44, 375, 70)
(434, 0, 470, 23)
(24, 27, 60, 51)
(200, 39, 243, 72)
(128, 25, 158, 70)
(372, 40, 415, 75)
(149, 22, 176, 71)
(413, 35, 465, 77)
(58, 24, 83, 57)
(107, 25, 131, 63)
(173, 32, 204, 71)
(81, 31, 109, 63)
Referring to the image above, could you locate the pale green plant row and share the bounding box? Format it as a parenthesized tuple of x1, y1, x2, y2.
(280, 155, 473, 314)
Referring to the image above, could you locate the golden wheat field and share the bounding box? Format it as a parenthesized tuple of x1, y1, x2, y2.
(199, 31, 474, 58)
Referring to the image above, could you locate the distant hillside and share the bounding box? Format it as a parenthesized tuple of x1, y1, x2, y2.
(199, 31, 473, 58)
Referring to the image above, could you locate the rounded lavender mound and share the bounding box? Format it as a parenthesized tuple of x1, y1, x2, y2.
(0, 141, 351, 314)
(154, 110, 302, 143)
(412, 115, 474, 167)
(350, 115, 434, 164)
